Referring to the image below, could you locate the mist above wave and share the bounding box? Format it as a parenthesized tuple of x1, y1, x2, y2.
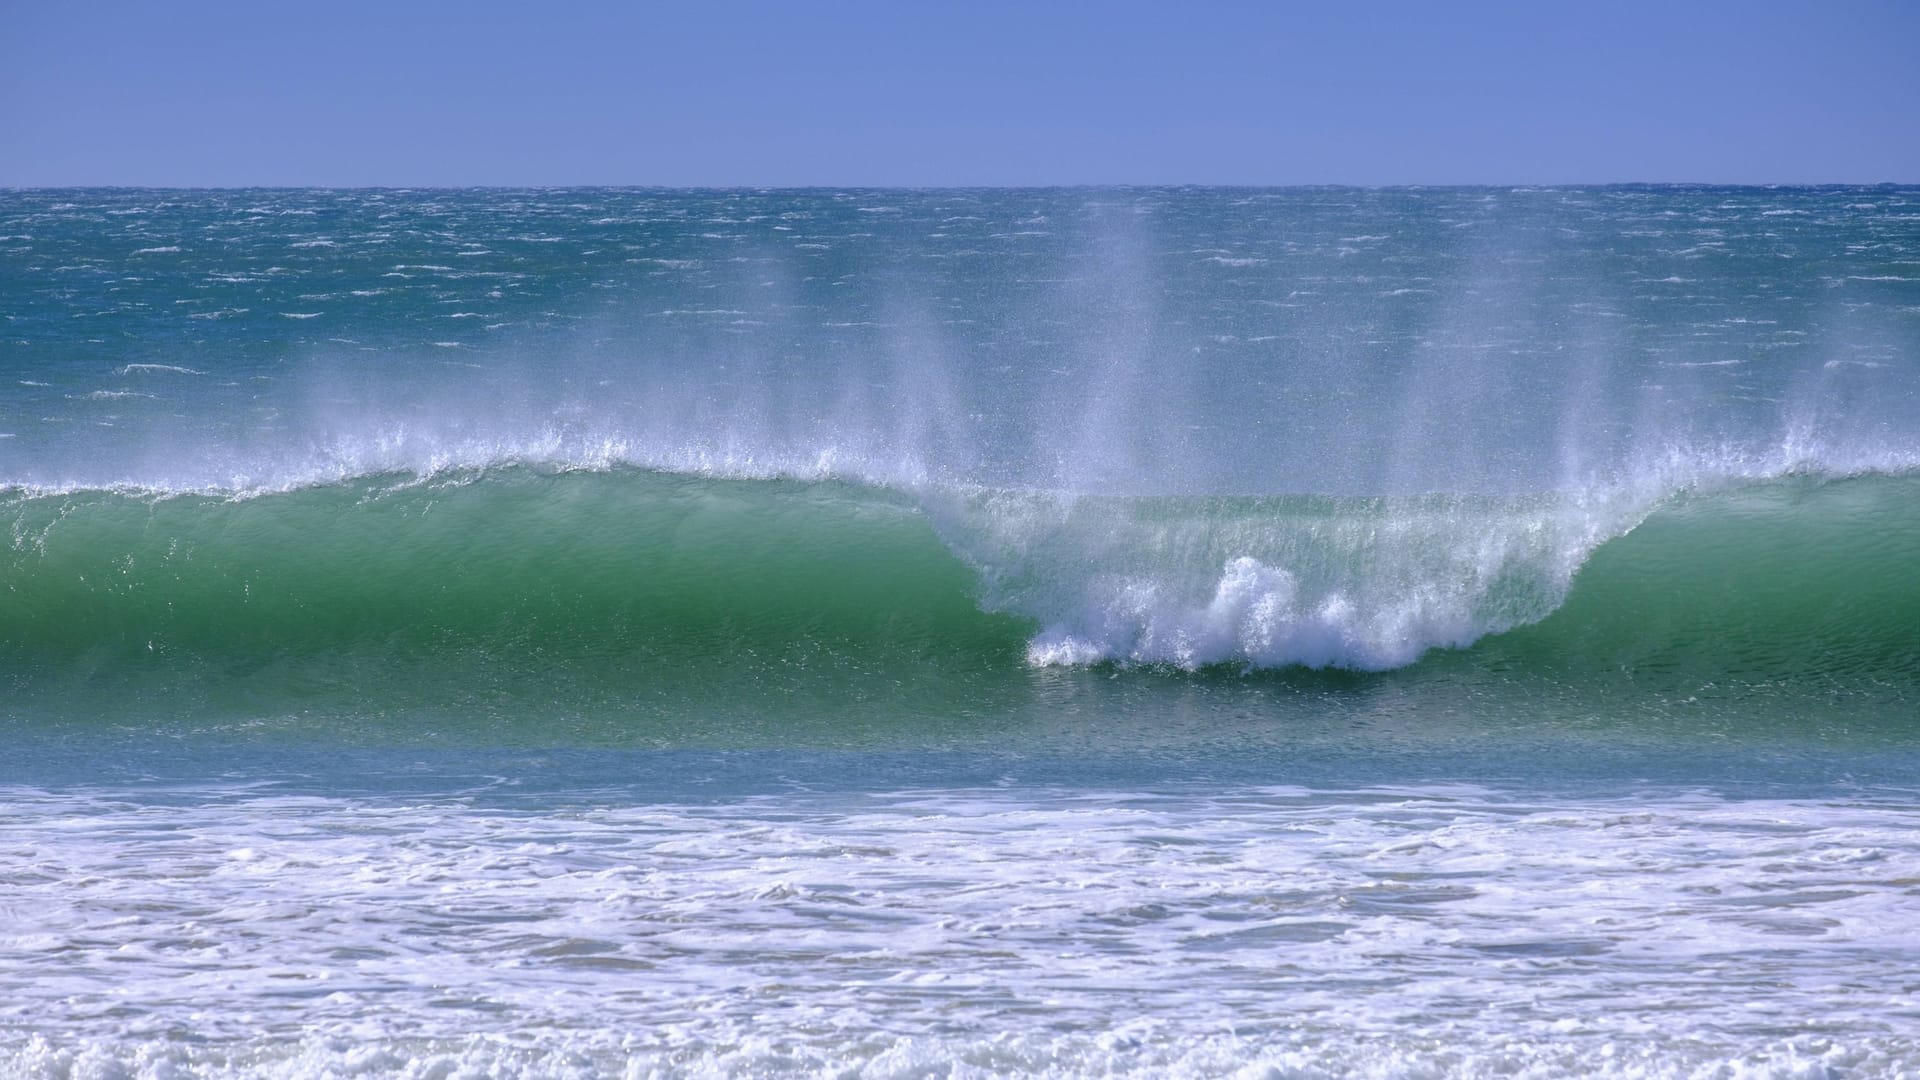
(4, 187, 1915, 502)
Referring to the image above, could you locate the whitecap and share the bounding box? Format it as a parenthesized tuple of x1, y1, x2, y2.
(117, 364, 205, 376)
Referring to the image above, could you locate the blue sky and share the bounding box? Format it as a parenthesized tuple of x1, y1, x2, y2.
(2, 0, 1915, 186)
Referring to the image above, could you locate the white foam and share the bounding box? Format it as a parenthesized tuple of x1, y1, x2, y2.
(1025, 553, 1489, 670)
(927, 485, 1644, 672)
(1, 784, 1914, 1077)
(4, 1030, 1904, 1079)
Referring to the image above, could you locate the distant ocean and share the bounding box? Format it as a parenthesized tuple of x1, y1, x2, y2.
(3, 187, 1917, 1077)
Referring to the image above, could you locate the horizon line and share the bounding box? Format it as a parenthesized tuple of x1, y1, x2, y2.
(6, 180, 1918, 192)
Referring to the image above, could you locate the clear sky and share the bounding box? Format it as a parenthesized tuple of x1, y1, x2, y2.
(2, 0, 1916, 186)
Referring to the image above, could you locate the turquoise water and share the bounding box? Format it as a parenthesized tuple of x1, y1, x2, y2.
(3, 187, 1918, 1077)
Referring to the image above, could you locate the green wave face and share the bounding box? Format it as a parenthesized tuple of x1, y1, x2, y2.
(5, 468, 1916, 741)
(1480, 474, 1920, 689)
(1, 469, 1032, 728)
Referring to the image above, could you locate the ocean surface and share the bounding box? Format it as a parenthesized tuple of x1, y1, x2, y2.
(2, 186, 1917, 1077)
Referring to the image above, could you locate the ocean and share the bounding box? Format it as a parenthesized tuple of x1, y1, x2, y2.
(2, 186, 1917, 1077)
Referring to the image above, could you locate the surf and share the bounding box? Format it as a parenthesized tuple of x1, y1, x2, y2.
(5, 464, 1916, 728)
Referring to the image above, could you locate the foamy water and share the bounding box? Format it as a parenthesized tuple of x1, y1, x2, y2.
(5, 783, 1917, 1078)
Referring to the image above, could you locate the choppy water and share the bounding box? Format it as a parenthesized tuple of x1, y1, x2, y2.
(3, 186, 1918, 1077)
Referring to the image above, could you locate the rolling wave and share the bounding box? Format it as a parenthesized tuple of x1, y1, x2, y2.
(4, 465, 1916, 722)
